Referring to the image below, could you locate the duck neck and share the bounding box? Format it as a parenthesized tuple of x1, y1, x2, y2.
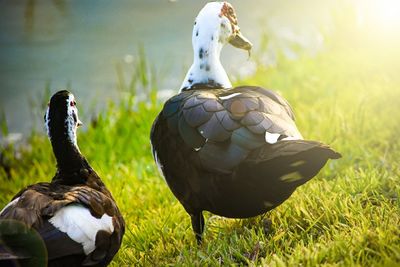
(180, 27, 231, 91)
(51, 136, 89, 176)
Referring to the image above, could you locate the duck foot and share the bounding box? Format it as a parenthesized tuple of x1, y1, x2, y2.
(190, 212, 204, 245)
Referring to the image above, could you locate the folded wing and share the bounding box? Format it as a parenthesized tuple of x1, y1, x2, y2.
(161, 86, 303, 173)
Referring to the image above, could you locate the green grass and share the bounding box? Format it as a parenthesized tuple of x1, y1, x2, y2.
(1, 41, 400, 266)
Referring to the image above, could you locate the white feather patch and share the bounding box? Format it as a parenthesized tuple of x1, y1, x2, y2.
(0, 197, 20, 216)
(66, 94, 78, 147)
(265, 133, 302, 144)
(153, 149, 164, 178)
(45, 107, 51, 138)
(265, 132, 281, 144)
(49, 204, 114, 255)
(281, 136, 301, 141)
(219, 93, 242, 100)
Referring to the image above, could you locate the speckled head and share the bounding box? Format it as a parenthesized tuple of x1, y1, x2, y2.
(44, 90, 83, 146)
(181, 2, 253, 91)
(194, 2, 252, 50)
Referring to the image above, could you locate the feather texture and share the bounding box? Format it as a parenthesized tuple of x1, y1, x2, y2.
(151, 85, 341, 241)
(0, 169, 125, 266)
(160, 86, 303, 173)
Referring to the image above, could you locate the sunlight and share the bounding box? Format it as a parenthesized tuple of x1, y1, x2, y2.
(373, 0, 400, 26)
(357, 0, 400, 30)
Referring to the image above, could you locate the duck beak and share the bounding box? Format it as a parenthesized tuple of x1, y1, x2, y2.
(228, 30, 253, 52)
(77, 119, 83, 127)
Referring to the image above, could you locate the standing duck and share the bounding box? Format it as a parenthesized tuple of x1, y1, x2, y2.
(0, 90, 124, 266)
(150, 2, 341, 243)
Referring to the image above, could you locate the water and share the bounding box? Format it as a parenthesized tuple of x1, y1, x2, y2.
(0, 0, 335, 135)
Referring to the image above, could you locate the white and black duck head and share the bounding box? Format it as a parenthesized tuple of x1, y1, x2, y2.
(181, 1, 252, 90)
(45, 90, 82, 147)
(44, 90, 86, 173)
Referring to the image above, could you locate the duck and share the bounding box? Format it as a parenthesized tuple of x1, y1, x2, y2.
(0, 90, 125, 266)
(150, 1, 341, 243)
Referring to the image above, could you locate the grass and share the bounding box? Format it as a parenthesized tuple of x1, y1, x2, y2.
(1, 33, 400, 266)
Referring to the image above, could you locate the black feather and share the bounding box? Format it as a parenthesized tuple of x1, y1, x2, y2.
(150, 86, 341, 241)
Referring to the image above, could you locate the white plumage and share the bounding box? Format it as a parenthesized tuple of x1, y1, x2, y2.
(219, 93, 242, 100)
(180, 2, 234, 90)
(49, 204, 114, 255)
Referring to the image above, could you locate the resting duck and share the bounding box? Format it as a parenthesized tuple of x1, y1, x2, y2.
(0, 90, 124, 266)
(150, 2, 341, 243)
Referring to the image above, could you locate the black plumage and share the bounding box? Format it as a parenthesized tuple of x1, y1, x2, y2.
(0, 90, 125, 266)
(151, 85, 341, 242)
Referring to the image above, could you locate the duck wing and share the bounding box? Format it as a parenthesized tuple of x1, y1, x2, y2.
(158, 86, 304, 174)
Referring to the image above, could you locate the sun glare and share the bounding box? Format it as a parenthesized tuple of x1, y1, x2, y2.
(358, 0, 400, 30)
(375, 0, 400, 25)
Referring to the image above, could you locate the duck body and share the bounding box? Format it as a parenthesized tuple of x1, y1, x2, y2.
(151, 2, 340, 242)
(151, 85, 340, 241)
(0, 90, 124, 266)
(1, 168, 125, 267)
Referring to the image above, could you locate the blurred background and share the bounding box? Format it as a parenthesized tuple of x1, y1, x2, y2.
(0, 0, 399, 135)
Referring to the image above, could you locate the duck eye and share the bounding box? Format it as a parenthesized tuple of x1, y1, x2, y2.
(70, 101, 76, 107)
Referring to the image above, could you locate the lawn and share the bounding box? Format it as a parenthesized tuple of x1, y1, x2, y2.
(1, 31, 399, 266)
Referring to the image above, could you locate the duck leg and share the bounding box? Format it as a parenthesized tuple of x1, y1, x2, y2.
(190, 212, 204, 244)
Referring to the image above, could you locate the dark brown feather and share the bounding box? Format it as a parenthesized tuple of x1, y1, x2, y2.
(0, 168, 125, 266)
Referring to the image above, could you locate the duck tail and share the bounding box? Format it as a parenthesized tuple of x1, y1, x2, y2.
(250, 140, 341, 162)
(244, 140, 341, 187)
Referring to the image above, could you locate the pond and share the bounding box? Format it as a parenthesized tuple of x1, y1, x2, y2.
(0, 0, 334, 135)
